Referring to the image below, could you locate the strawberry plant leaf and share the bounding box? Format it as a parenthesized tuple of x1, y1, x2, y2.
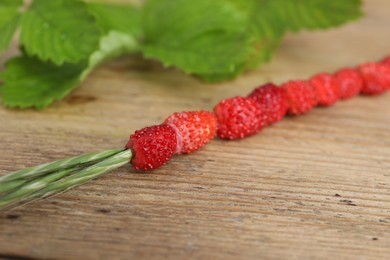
(197, 62, 247, 82)
(144, 31, 251, 75)
(142, 0, 361, 79)
(0, 0, 363, 109)
(1, 31, 140, 109)
(0, 56, 84, 109)
(86, 2, 142, 39)
(81, 30, 141, 80)
(275, 0, 363, 32)
(142, 0, 251, 76)
(20, 0, 101, 65)
(0, 0, 23, 53)
(225, 0, 287, 69)
(227, 0, 363, 69)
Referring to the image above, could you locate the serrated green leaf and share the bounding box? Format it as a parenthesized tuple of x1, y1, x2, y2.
(20, 0, 101, 65)
(269, 0, 363, 32)
(81, 30, 140, 80)
(235, 0, 285, 69)
(0, 0, 22, 3)
(0, 30, 140, 109)
(197, 62, 246, 82)
(86, 2, 142, 39)
(0, 56, 84, 109)
(226, 0, 362, 69)
(142, 0, 251, 76)
(1, 0, 364, 108)
(144, 31, 251, 75)
(0, 0, 23, 53)
(142, 0, 361, 79)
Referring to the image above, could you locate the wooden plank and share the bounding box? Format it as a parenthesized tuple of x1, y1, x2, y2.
(0, 0, 389, 259)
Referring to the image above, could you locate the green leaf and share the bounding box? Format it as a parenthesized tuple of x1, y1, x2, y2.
(144, 31, 251, 75)
(197, 62, 247, 82)
(227, 0, 362, 69)
(1, 30, 140, 109)
(142, 0, 361, 80)
(232, 0, 286, 69)
(268, 0, 363, 32)
(1, 0, 364, 108)
(86, 2, 142, 39)
(0, 56, 85, 109)
(142, 0, 251, 76)
(0, 0, 23, 53)
(20, 0, 101, 65)
(81, 30, 141, 80)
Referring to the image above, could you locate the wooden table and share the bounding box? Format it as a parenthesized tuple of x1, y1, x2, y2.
(1, 1, 389, 259)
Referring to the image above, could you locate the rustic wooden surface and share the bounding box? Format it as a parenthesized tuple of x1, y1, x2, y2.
(1, 1, 390, 259)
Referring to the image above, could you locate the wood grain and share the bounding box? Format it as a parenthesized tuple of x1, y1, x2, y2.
(0, 1, 390, 259)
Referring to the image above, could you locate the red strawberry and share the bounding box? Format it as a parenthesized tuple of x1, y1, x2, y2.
(282, 80, 317, 115)
(309, 73, 340, 106)
(381, 56, 390, 66)
(248, 83, 289, 125)
(163, 111, 217, 154)
(213, 96, 264, 139)
(380, 56, 390, 85)
(333, 68, 363, 99)
(125, 125, 177, 170)
(358, 62, 390, 95)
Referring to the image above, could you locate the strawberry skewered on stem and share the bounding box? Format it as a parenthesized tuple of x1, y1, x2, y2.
(1, 56, 390, 210)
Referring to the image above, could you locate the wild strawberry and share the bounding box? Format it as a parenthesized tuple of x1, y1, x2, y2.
(333, 68, 363, 99)
(282, 80, 317, 115)
(163, 111, 217, 154)
(380, 56, 390, 86)
(380, 56, 390, 66)
(358, 62, 390, 95)
(213, 96, 264, 140)
(309, 73, 340, 106)
(125, 125, 177, 170)
(248, 83, 289, 125)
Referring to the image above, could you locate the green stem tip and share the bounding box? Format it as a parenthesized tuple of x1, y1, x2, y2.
(0, 149, 123, 183)
(0, 149, 133, 210)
